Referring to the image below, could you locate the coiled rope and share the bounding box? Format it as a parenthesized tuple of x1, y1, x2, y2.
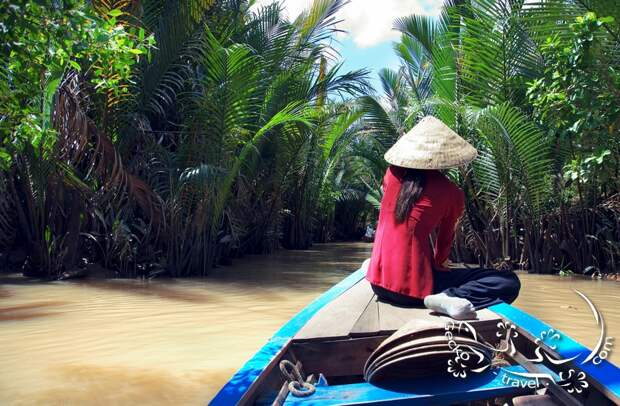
(279, 360, 316, 397)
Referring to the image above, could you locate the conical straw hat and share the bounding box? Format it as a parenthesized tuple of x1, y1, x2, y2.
(384, 116, 478, 169)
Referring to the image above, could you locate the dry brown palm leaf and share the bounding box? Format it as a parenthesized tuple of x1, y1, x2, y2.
(52, 72, 162, 225)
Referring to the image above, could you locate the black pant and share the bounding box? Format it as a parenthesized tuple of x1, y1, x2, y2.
(371, 267, 521, 310)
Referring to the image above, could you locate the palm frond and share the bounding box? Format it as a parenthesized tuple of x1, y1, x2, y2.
(139, 0, 217, 116)
(357, 96, 400, 148)
(474, 103, 552, 217)
(458, 0, 542, 107)
(295, 0, 348, 48)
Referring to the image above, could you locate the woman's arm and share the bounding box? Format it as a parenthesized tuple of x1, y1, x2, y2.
(434, 190, 465, 268)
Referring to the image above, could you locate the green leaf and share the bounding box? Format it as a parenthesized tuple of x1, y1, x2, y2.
(0, 149, 11, 170)
(69, 60, 81, 71)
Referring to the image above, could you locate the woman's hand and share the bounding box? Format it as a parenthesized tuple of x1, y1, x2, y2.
(441, 260, 450, 269)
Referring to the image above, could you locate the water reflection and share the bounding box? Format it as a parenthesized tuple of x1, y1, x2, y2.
(0, 301, 67, 322)
(0, 242, 617, 405)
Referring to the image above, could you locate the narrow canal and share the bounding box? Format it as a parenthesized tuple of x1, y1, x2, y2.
(0, 242, 618, 405)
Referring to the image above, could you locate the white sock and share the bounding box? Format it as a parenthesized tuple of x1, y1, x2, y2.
(424, 293, 476, 320)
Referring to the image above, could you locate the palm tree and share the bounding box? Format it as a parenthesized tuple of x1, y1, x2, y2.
(138, 0, 370, 273)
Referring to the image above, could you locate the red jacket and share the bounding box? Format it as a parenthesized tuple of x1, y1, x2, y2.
(366, 166, 465, 298)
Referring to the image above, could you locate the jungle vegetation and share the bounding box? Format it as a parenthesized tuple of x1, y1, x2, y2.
(0, 0, 618, 279)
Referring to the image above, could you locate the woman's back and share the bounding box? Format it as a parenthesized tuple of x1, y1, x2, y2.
(380, 166, 463, 231)
(366, 166, 465, 298)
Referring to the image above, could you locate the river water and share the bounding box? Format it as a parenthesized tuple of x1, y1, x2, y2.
(0, 242, 618, 405)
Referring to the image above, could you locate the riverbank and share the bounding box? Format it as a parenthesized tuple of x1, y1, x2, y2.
(1, 242, 618, 405)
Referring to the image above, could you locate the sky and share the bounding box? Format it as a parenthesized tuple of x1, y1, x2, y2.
(251, 0, 443, 93)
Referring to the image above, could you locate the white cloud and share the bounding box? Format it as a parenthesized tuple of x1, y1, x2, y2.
(251, 0, 442, 48)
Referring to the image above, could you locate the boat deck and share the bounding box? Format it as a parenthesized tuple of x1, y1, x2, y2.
(294, 278, 501, 341)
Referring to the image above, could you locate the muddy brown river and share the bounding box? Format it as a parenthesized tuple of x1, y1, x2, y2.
(0, 242, 618, 405)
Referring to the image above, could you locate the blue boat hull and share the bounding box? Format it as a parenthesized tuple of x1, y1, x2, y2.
(211, 269, 620, 405)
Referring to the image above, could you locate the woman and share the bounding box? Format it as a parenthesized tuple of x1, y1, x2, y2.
(366, 116, 520, 320)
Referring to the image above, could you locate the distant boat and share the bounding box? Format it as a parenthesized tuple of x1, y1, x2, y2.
(211, 267, 620, 405)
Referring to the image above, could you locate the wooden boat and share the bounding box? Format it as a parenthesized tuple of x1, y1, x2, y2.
(211, 267, 620, 405)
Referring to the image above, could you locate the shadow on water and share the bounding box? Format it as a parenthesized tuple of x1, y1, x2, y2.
(0, 243, 372, 305)
(0, 301, 67, 322)
(207, 242, 371, 289)
(0, 273, 51, 285)
(78, 280, 218, 304)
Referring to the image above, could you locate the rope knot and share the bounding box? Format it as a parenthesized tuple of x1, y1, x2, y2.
(279, 360, 316, 397)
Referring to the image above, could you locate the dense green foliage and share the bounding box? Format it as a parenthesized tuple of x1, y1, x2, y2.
(1, 0, 618, 278)
(1, 1, 154, 158)
(1, 0, 370, 277)
(345, 0, 620, 274)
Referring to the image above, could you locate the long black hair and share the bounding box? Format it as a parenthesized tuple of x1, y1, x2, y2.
(394, 168, 426, 224)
